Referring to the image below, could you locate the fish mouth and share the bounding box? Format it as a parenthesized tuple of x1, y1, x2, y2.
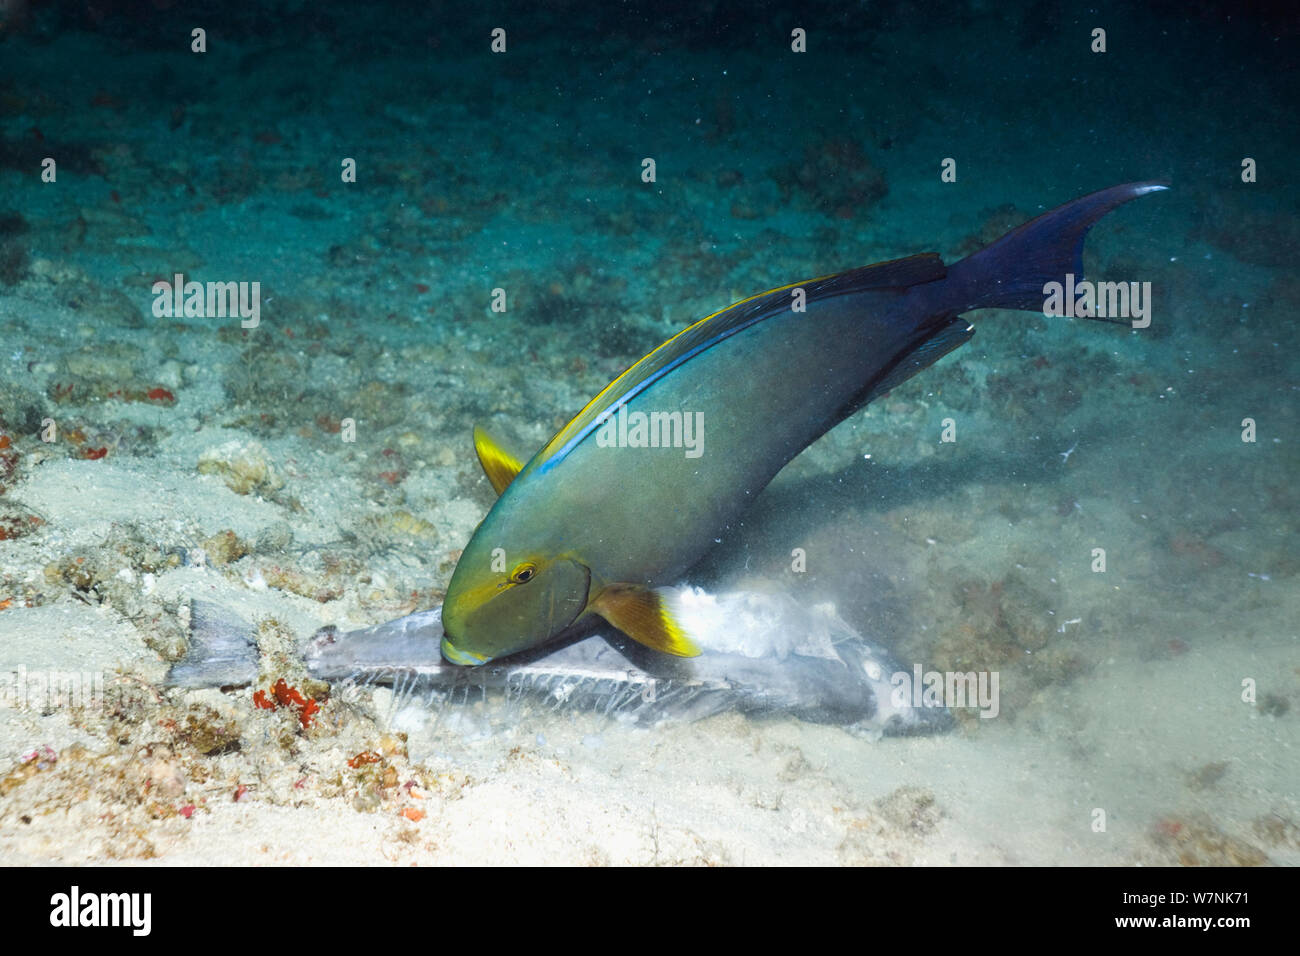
(440, 636, 490, 667)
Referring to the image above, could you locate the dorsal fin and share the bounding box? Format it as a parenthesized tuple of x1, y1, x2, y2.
(473, 426, 524, 495)
(530, 254, 948, 474)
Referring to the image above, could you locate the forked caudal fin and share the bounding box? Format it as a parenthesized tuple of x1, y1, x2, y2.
(940, 181, 1168, 315)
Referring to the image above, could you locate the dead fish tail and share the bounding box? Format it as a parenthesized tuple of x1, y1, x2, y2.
(942, 180, 1168, 317)
(165, 600, 258, 688)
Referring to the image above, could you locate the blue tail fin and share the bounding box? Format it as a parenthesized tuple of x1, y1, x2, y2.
(943, 181, 1167, 314)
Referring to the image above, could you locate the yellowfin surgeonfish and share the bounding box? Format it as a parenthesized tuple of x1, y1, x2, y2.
(440, 182, 1167, 665)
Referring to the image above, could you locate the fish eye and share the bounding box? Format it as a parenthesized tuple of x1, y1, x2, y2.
(511, 564, 536, 584)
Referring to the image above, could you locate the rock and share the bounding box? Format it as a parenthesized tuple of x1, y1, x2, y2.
(197, 440, 284, 495)
(875, 785, 943, 836)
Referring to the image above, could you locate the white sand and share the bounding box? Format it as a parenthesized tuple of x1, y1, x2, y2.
(2, 437, 1295, 865)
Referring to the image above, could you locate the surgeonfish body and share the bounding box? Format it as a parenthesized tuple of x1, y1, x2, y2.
(441, 182, 1168, 666)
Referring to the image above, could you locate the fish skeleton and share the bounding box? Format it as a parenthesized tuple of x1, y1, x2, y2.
(167, 590, 954, 737)
(441, 181, 1168, 665)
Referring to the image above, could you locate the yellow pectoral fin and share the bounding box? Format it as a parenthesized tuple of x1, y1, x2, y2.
(591, 584, 700, 657)
(473, 425, 524, 496)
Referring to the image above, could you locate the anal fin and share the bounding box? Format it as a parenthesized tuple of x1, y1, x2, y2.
(858, 316, 975, 409)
